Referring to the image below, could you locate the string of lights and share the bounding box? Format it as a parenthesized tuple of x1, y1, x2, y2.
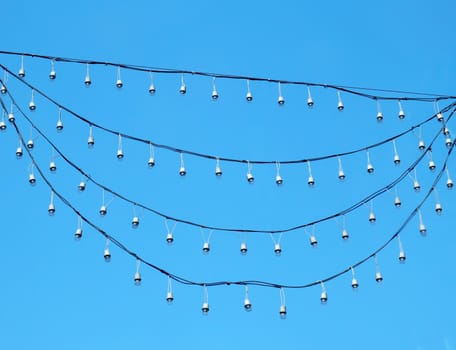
(1, 50, 455, 102)
(1, 64, 455, 170)
(2, 87, 454, 236)
(5, 104, 454, 296)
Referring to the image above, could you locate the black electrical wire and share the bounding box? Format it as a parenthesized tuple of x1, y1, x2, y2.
(3, 85, 454, 235)
(3, 94, 453, 289)
(1, 65, 455, 166)
(1, 50, 455, 101)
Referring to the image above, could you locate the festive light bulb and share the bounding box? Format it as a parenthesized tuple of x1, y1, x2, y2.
(48, 203, 55, 215)
(211, 78, 219, 100)
(16, 146, 23, 158)
(275, 162, 283, 185)
(320, 283, 328, 304)
(419, 223, 427, 235)
(103, 247, 111, 262)
(49, 60, 56, 80)
(148, 157, 155, 168)
(307, 87, 314, 107)
(342, 228, 349, 240)
(418, 139, 425, 151)
(49, 161, 57, 172)
(445, 137, 452, 148)
(375, 271, 383, 283)
(369, 212, 376, 223)
(309, 234, 318, 247)
(246, 80, 253, 102)
(279, 305, 287, 319)
(201, 302, 210, 315)
(99, 205, 107, 216)
(215, 158, 222, 176)
(29, 90, 36, 111)
(166, 291, 174, 305)
(447, 178, 454, 189)
(246, 161, 254, 183)
(435, 202, 443, 215)
(202, 242, 210, 254)
(240, 242, 248, 255)
(244, 286, 252, 311)
(428, 160, 436, 171)
(351, 277, 359, 289)
(179, 153, 186, 176)
(87, 126, 95, 148)
(0, 119, 6, 131)
(437, 112, 444, 122)
(413, 180, 420, 192)
(394, 153, 400, 165)
(337, 91, 344, 111)
(18, 56, 25, 78)
(179, 74, 186, 94)
(84, 64, 92, 86)
(78, 180, 86, 192)
(166, 232, 174, 245)
(398, 101, 405, 119)
(8, 112, 15, 123)
(28, 172, 36, 185)
(394, 196, 402, 208)
(132, 216, 140, 228)
(74, 227, 83, 240)
(338, 157, 345, 180)
(116, 66, 123, 88)
(117, 134, 124, 160)
(274, 243, 282, 256)
(399, 250, 406, 263)
(56, 108, 63, 132)
(308, 175, 315, 186)
(0, 72, 7, 94)
(134, 272, 142, 286)
(376, 101, 383, 122)
(26, 139, 34, 149)
(148, 72, 156, 94)
(277, 82, 285, 105)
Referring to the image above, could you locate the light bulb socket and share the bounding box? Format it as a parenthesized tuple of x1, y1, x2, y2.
(166, 233, 174, 245)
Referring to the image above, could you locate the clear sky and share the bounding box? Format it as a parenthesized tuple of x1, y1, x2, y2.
(0, 1, 455, 349)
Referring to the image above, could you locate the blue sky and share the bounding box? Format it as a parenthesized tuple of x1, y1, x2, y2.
(0, 1, 455, 349)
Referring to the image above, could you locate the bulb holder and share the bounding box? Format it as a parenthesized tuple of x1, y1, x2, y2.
(443, 127, 450, 136)
(48, 204, 55, 215)
(49, 70, 56, 80)
(277, 95, 285, 105)
(418, 140, 425, 150)
(26, 140, 34, 149)
(308, 176, 315, 186)
(134, 272, 142, 286)
(215, 166, 222, 177)
(49, 161, 57, 172)
(99, 205, 107, 216)
(103, 249, 111, 262)
(179, 84, 186, 94)
(211, 90, 219, 100)
(0, 84, 7, 94)
(413, 181, 421, 192)
(375, 272, 383, 283)
(399, 251, 406, 263)
(447, 178, 453, 189)
(435, 203, 442, 215)
(0, 121, 6, 131)
(244, 299, 252, 311)
(166, 292, 174, 304)
(246, 92, 253, 102)
(351, 278, 359, 289)
(279, 305, 287, 319)
(274, 243, 282, 256)
(309, 235, 318, 247)
(116, 150, 124, 160)
(179, 166, 186, 176)
(18, 68, 25, 78)
(398, 110, 405, 119)
(16, 147, 23, 158)
(202, 242, 210, 254)
(428, 161, 436, 171)
(342, 229, 349, 240)
(394, 197, 402, 207)
(337, 102, 344, 111)
(376, 112, 383, 122)
(394, 155, 400, 165)
(28, 174, 36, 185)
(78, 181, 86, 192)
(246, 172, 254, 183)
(338, 170, 345, 180)
(369, 213, 376, 223)
(8, 113, 15, 123)
(166, 233, 174, 245)
(445, 138, 452, 148)
(87, 136, 95, 148)
(201, 302, 210, 315)
(147, 157, 155, 168)
(437, 112, 444, 122)
(275, 175, 283, 185)
(240, 243, 248, 255)
(307, 98, 314, 107)
(132, 216, 140, 228)
(84, 76, 92, 86)
(148, 84, 156, 94)
(116, 79, 123, 88)
(56, 120, 63, 131)
(320, 291, 328, 304)
(74, 228, 83, 240)
(29, 101, 36, 111)
(367, 164, 374, 173)
(419, 224, 427, 235)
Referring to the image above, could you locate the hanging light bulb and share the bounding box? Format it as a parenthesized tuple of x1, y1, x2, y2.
(78, 180, 86, 192)
(147, 143, 155, 168)
(307, 162, 315, 186)
(29, 89, 36, 111)
(148, 72, 156, 94)
(103, 246, 111, 262)
(202, 242, 210, 254)
(435, 202, 443, 215)
(201, 286, 210, 315)
(243, 286, 252, 311)
(392, 140, 400, 165)
(1, 71, 7, 94)
(132, 216, 140, 228)
(99, 190, 107, 216)
(56, 108, 63, 132)
(18, 55, 25, 78)
(374, 255, 383, 283)
(26, 138, 34, 149)
(48, 192, 56, 216)
(166, 277, 174, 305)
(351, 267, 359, 289)
(342, 228, 349, 240)
(211, 77, 219, 100)
(446, 167, 453, 189)
(179, 74, 186, 94)
(445, 136, 452, 148)
(28, 165, 36, 185)
(338, 157, 345, 180)
(428, 153, 436, 171)
(337, 91, 344, 111)
(412, 170, 420, 192)
(306, 86, 314, 108)
(437, 112, 444, 122)
(366, 150, 374, 174)
(397, 235, 406, 263)
(369, 201, 376, 223)
(8, 105, 15, 123)
(274, 243, 282, 256)
(84, 63, 92, 86)
(418, 210, 427, 236)
(398, 100, 405, 119)
(215, 158, 222, 177)
(277, 82, 285, 105)
(0, 113, 6, 131)
(245, 80, 253, 102)
(320, 282, 328, 304)
(116, 66, 123, 88)
(394, 194, 402, 208)
(49, 160, 57, 172)
(246, 161, 254, 183)
(16, 144, 23, 159)
(275, 162, 283, 185)
(49, 59, 57, 80)
(117, 134, 124, 160)
(309, 233, 318, 247)
(179, 153, 186, 176)
(279, 288, 287, 319)
(376, 100, 383, 122)
(87, 126, 95, 148)
(240, 242, 248, 255)
(166, 232, 174, 245)
(443, 126, 450, 136)
(134, 260, 142, 286)
(74, 216, 83, 241)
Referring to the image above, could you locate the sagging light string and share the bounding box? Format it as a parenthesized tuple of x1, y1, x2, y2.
(3, 92, 454, 236)
(1, 67, 455, 169)
(6, 111, 455, 291)
(1, 50, 455, 102)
